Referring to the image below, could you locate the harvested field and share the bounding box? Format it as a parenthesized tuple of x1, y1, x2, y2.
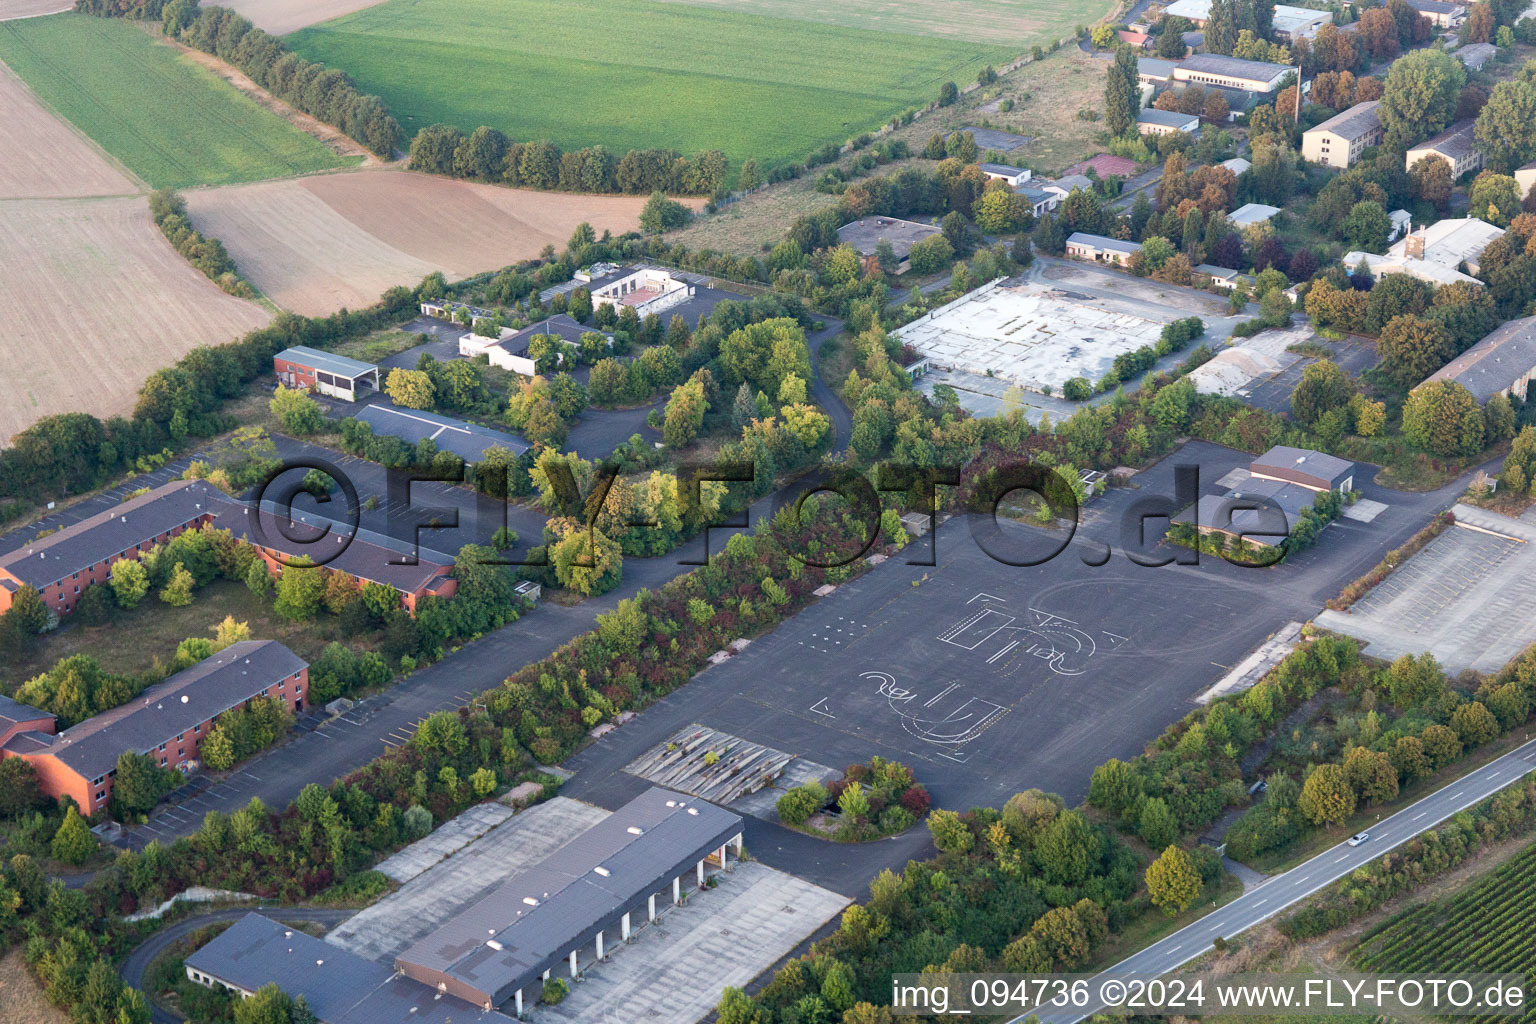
(0, 197, 270, 443)
(182, 170, 667, 315)
(658, 0, 1102, 45)
(215, 0, 387, 36)
(0, 0, 69, 20)
(0, 949, 67, 1024)
(0, 60, 137, 198)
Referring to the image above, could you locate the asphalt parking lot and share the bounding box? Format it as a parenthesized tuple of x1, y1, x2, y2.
(566, 442, 1458, 818)
(1241, 333, 1380, 415)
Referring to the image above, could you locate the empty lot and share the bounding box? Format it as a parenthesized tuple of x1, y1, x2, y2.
(182, 170, 661, 315)
(0, 197, 270, 442)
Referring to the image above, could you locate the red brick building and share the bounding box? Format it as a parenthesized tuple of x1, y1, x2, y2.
(0, 481, 220, 618)
(0, 641, 308, 814)
(273, 346, 380, 402)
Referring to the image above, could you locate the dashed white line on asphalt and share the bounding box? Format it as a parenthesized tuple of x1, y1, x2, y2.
(1335, 855, 1349, 862)
(1452, 792, 1464, 799)
(1412, 812, 1426, 820)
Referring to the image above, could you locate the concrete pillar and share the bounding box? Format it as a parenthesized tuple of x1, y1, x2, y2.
(719, 844, 728, 871)
(514, 990, 523, 1016)
(569, 950, 578, 978)
(596, 929, 604, 960)
(648, 893, 657, 922)
(542, 970, 550, 982)
(697, 859, 705, 887)
(734, 833, 744, 855)
(673, 876, 681, 905)
(621, 912, 631, 942)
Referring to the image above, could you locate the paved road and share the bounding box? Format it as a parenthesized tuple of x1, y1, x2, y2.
(805, 314, 851, 453)
(1019, 737, 1536, 1024)
(119, 906, 352, 1024)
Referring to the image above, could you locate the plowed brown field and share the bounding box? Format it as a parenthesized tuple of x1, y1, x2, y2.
(0, 196, 271, 443)
(182, 170, 672, 315)
(214, 0, 388, 36)
(0, 60, 137, 198)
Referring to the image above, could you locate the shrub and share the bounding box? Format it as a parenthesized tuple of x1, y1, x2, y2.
(776, 782, 827, 825)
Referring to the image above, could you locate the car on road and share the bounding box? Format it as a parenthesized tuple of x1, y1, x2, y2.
(1347, 832, 1369, 847)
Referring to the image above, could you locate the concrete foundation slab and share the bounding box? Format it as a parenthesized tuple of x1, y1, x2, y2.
(1343, 498, 1388, 523)
(372, 802, 514, 883)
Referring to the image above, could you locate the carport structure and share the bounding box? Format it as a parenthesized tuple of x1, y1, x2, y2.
(394, 787, 742, 1015)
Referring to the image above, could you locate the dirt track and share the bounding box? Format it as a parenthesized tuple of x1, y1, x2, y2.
(183, 170, 666, 315)
(0, 60, 138, 198)
(0, 196, 271, 443)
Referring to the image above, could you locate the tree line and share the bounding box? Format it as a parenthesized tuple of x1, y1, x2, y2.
(74, 0, 404, 157)
(408, 123, 728, 197)
(149, 189, 255, 299)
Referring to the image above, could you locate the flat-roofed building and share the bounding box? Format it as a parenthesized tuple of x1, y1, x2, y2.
(1065, 232, 1142, 265)
(1343, 216, 1504, 288)
(1017, 185, 1061, 218)
(1, 642, 307, 814)
(186, 914, 515, 1024)
(1453, 41, 1497, 68)
(978, 162, 1031, 186)
(1138, 56, 1179, 84)
(835, 216, 942, 275)
(580, 265, 693, 318)
(1162, 0, 1331, 34)
(459, 314, 611, 376)
(1137, 108, 1201, 136)
(1421, 317, 1536, 403)
(1194, 264, 1254, 290)
(1301, 100, 1382, 168)
(1173, 53, 1293, 92)
(394, 788, 743, 1015)
(1250, 445, 1356, 492)
(1405, 118, 1483, 178)
(274, 347, 379, 402)
(1228, 202, 1282, 227)
(1404, 0, 1466, 26)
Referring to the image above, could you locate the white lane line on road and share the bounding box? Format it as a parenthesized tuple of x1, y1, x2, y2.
(1335, 855, 1349, 862)
(1254, 899, 1266, 906)
(1452, 791, 1464, 799)
(1412, 812, 1426, 820)
(1488, 771, 1500, 778)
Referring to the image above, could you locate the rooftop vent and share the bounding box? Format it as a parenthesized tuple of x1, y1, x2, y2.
(627, 826, 643, 835)
(687, 807, 699, 816)
(486, 940, 503, 951)
(593, 866, 610, 877)
(181, 696, 189, 704)
(522, 896, 539, 906)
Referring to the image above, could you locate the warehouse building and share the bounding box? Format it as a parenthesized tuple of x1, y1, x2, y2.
(1301, 101, 1383, 168)
(0, 641, 307, 814)
(1161, 0, 1332, 37)
(1421, 316, 1536, 403)
(394, 787, 743, 1015)
(0, 480, 220, 617)
(1174, 446, 1354, 548)
(835, 216, 942, 275)
(1249, 446, 1356, 492)
(1137, 108, 1201, 136)
(1065, 232, 1142, 265)
(274, 347, 380, 403)
(1172, 53, 1292, 92)
(186, 914, 515, 1024)
(1344, 216, 1504, 288)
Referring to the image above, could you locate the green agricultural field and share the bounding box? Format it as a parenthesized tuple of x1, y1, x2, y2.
(285, 0, 1020, 168)
(656, 0, 1100, 46)
(0, 14, 348, 189)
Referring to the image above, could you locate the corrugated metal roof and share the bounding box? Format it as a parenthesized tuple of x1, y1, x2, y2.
(276, 346, 379, 380)
(1424, 316, 1536, 403)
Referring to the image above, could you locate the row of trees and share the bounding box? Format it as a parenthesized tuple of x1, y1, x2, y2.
(155, 1, 403, 156)
(148, 189, 253, 298)
(409, 123, 728, 196)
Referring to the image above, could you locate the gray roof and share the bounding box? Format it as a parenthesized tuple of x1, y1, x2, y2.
(1066, 232, 1142, 254)
(1424, 316, 1536, 402)
(504, 313, 599, 354)
(353, 402, 530, 461)
(1250, 445, 1355, 489)
(0, 694, 54, 730)
(186, 914, 515, 1024)
(1017, 185, 1054, 202)
(1405, 0, 1461, 13)
(396, 787, 741, 1007)
(234, 501, 457, 593)
(835, 216, 940, 259)
(1453, 41, 1497, 68)
(1411, 118, 1479, 161)
(15, 641, 305, 781)
(1194, 264, 1244, 279)
(1178, 53, 1292, 81)
(1173, 477, 1316, 545)
(275, 346, 378, 381)
(1051, 174, 1095, 192)
(1138, 57, 1179, 78)
(978, 162, 1025, 175)
(1137, 107, 1200, 128)
(1306, 100, 1381, 142)
(0, 480, 221, 589)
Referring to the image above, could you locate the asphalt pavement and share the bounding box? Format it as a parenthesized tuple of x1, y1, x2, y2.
(1019, 737, 1536, 1024)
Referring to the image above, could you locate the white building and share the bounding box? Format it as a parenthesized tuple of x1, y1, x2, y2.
(1228, 203, 1282, 228)
(1301, 101, 1383, 169)
(978, 162, 1031, 186)
(1162, 0, 1332, 36)
(580, 265, 693, 318)
(1137, 108, 1201, 136)
(1065, 232, 1143, 265)
(1343, 217, 1505, 288)
(1173, 53, 1293, 93)
(1405, 119, 1484, 178)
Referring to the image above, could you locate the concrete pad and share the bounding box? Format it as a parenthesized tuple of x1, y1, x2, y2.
(1194, 621, 1303, 704)
(1315, 507, 1536, 674)
(327, 797, 609, 962)
(371, 802, 514, 883)
(729, 757, 840, 823)
(527, 861, 850, 1024)
(1215, 468, 1252, 489)
(1343, 498, 1388, 523)
(895, 280, 1170, 393)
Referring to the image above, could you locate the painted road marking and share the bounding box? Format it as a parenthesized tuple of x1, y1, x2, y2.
(1412, 812, 1426, 820)
(1335, 855, 1349, 862)
(1452, 791, 1464, 799)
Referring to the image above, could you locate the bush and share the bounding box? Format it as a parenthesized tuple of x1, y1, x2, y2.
(543, 977, 570, 1005)
(776, 782, 827, 825)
